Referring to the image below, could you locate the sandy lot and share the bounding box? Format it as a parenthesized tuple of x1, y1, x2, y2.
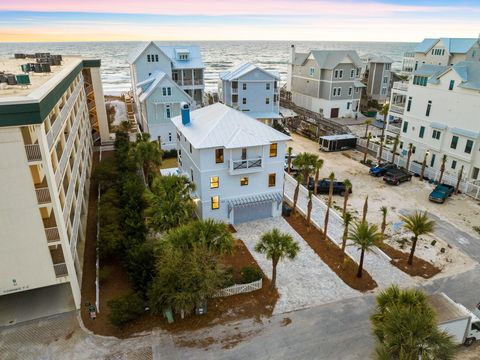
(288, 133, 480, 238)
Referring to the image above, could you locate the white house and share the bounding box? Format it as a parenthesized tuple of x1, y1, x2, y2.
(136, 71, 194, 149)
(172, 103, 290, 224)
(287, 46, 365, 119)
(218, 63, 281, 125)
(361, 54, 394, 104)
(396, 61, 480, 181)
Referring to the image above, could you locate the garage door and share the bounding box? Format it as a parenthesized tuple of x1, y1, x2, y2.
(233, 202, 273, 224)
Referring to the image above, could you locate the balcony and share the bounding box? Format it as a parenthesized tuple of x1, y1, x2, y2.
(85, 85, 93, 95)
(35, 186, 51, 205)
(53, 263, 68, 277)
(229, 157, 263, 175)
(392, 81, 408, 92)
(390, 104, 405, 115)
(25, 144, 42, 162)
(232, 87, 238, 94)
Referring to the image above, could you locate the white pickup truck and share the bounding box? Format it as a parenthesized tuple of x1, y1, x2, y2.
(428, 293, 480, 346)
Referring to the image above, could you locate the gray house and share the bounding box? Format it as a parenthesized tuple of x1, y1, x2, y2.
(361, 54, 393, 104)
(287, 46, 365, 119)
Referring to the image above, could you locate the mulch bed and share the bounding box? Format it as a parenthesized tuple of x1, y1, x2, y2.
(379, 243, 441, 278)
(284, 214, 377, 292)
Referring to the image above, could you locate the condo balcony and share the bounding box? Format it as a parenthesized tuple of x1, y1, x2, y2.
(392, 81, 408, 92)
(35, 178, 52, 205)
(43, 213, 61, 243)
(49, 246, 68, 278)
(25, 143, 42, 162)
(389, 104, 406, 115)
(229, 157, 263, 175)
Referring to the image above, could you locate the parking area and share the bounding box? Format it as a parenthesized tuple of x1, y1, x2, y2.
(288, 133, 480, 239)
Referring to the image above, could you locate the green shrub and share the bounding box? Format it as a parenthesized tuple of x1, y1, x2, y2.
(162, 149, 178, 159)
(98, 266, 110, 284)
(107, 292, 144, 327)
(240, 266, 263, 284)
(223, 266, 235, 287)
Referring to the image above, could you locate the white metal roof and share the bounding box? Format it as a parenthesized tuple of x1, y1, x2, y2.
(171, 103, 290, 149)
(308, 50, 363, 69)
(247, 111, 282, 120)
(320, 134, 356, 141)
(137, 71, 191, 103)
(219, 62, 280, 81)
(415, 38, 478, 54)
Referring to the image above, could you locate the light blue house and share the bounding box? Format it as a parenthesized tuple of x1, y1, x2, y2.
(218, 63, 281, 125)
(136, 71, 193, 150)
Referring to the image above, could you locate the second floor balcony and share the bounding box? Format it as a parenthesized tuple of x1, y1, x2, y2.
(392, 81, 409, 92)
(229, 157, 263, 175)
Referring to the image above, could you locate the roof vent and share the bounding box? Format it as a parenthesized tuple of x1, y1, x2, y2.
(181, 102, 190, 125)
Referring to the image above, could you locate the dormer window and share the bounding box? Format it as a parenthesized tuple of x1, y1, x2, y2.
(176, 49, 190, 61)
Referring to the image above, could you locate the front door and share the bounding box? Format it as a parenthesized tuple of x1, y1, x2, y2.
(330, 108, 339, 118)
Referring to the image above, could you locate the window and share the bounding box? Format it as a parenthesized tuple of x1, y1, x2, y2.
(426, 100, 432, 117)
(210, 176, 219, 188)
(243, 83, 247, 90)
(383, 76, 388, 84)
(347, 102, 351, 110)
(334, 69, 343, 78)
(356, 68, 360, 76)
(211, 196, 219, 210)
(381, 87, 387, 95)
(413, 76, 428, 86)
(242, 98, 247, 104)
(412, 145, 416, 154)
(449, 80, 455, 90)
(167, 87, 172, 96)
(189, 143, 192, 153)
(348, 87, 353, 96)
(339, 70, 343, 78)
(350, 69, 355, 78)
(450, 136, 458, 149)
(147, 54, 151, 62)
(168, 132, 172, 142)
(333, 87, 341, 97)
(355, 87, 359, 93)
(385, 63, 391, 70)
(451, 160, 457, 169)
(190, 169, 194, 182)
(265, 97, 270, 104)
(270, 142, 278, 157)
(407, 97, 412, 112)
(430, 154, 436, 167)
(177, 132, 181, 141)
(241, 148, 247, 160)
(419, 126, 425, 138)
(465, 140, 474, 154)
(432, 130, 441, 140)
(240, 177, 249, 186)
(399, 141, 404, 149)
(309, 67, 315, 76)
(268, 173, 276, 187)
(473, 167, 479, 180)
(266, 83, 271, 90)
(155, 54, 159, 62)
(215, 148, 224, 163)
(402, 121, 408, 133)
(165, 105, 171, 118)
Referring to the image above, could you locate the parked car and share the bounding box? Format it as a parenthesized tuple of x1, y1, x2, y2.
(369, 163, 397, 177)
(429, 183, 455, 203)
(284, 154, 299, 173)
(383, 168, 412, 185)
(307, 177, 352, 195)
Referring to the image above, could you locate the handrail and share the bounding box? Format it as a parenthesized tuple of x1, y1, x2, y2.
(35, 187, 51, 204)
(231, 157, 262, 170)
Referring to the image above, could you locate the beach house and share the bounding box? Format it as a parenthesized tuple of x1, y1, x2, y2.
(287, 46, 365, 119)
(172, 103, 290, 224)
(218, 63, 281, 125)
(361, 54, 394, 104)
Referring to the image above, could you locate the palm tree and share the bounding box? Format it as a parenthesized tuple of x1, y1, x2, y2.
(420, 150, 429, 182)
(323, 172, 335, 241)
(400, 211, 435, 265)
(349, 221, 383, 278)
(306, 190, 313, 229)
(364, 118, 373, 138)
(342, 212, 353, 257)
(377, 103, 389, 164)
(391, 134, 400, 164)
(130, 133, 163, 187)
(439, 154, 447, 183)
(293, 152, 318, 185)
(292, 173, 303, 217)
(380, 206, 388, 238)
(363, 132, 372, 163)
(313, 158, 324, 195)
(455, 165, 464, 195)
(287, 146, 293, 174)
(371, 285, 456, 360)
(254, 228, 300, 289)
(342, 179, 352, 217)
(405, 143, 413, 171)
(362, 195, 368, 222)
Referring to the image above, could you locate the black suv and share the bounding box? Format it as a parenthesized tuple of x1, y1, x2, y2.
(307, 177, 352, 195)
(383, 168, 412, 185)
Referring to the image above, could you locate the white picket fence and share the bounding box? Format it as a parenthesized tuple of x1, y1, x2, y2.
(356, 138, 480, 200)
(214, 278, 263, 298)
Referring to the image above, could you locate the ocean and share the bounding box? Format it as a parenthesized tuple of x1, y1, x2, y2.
(0, 41, 415, 95)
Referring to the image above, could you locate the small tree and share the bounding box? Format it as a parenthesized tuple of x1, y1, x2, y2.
(130, 133, 163, 187)
(306, 190, 313, 229)
(342, 179, 352, 217)
(107, 292, 145, 327)
(380, 206, 388, 238)
(400, 211, 435, 265)
(364, 119, 373, 138)
(313, 158, 324, 195)
(362, 195, 369, 223)
(293, 152, 318, 185)
(439, 154, 447, 183)
(254, 228, 300, 289)
(349, 221, 382, 278)
(323, 172, 335, 242)
(391, 134, 400, 164)
(292, 173, 303, 217)
(363, 132, 372, 163)
(377, 103, 389, 164)
(342, 212, 353, 257)
(286, 147, 293, 174)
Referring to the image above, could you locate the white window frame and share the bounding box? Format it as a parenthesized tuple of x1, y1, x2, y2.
(309, 67, 315, 76)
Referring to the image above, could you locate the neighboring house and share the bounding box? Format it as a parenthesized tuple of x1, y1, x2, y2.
(172, 103, 290, 224)
(218, 63, 281, 125)
(361, 54, 394, 104)
(402, 37, 480, 74)
(136, 71, 194, 149)
(128, 42, 205, 147)
(287, 45, 365, 119)
(0, 56, 109, 318)
(392, 61, 480, 181)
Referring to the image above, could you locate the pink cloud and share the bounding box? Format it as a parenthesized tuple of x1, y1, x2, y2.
(0, 0, 466, 16)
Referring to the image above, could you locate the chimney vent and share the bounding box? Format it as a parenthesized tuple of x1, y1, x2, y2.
(181, 102, 190, 125)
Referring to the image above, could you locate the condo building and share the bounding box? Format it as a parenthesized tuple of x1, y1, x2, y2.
(172, 103, 290, 224)
(0, 55, 109, 319)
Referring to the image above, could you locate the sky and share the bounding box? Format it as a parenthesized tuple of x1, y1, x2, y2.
(0, 0, 479, 42)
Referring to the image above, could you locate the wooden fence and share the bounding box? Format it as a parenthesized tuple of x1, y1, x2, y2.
(214, 279, 263, 298)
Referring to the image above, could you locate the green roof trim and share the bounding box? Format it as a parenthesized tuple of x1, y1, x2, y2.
(0, 59, 101, 127)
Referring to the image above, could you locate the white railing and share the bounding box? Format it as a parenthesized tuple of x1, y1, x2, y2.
(69, 151, 88, 255)
(230, 158, 263, 173)
(53, 262, 68, 278)
(45, 227, 60, 243)
(47, 80, 83, 148)
(35, 187, 51, 204)
(214, 279, 262, 298)
(389, 104, 405, 114)
(25, 144, 42, 162)
(392, 81, 408, 92)
(55, 99, 85, 186)
(387, 125, 401, 135)
(232, 87, 238, 94)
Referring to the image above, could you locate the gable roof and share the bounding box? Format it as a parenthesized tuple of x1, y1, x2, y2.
(300, 50, 362, 69)
(171, 103, 290, 149)
(219, 62, 280, 81)
(366, 55, 393, 64)
(128, 41, 163, 64)
(128, 42, 204, 69)
(137, 71, 191, 103)
(415, 38, 478, 54)
(436, 61, 480, 91)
